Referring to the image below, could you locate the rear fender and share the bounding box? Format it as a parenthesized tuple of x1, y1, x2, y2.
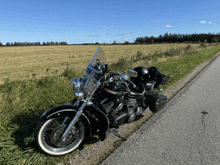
(40, 104, 93, 137)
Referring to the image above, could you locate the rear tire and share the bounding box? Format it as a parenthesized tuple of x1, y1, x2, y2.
(35, 118, 84, 156)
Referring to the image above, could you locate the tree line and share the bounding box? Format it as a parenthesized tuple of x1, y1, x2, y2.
(134, 32, 220, 44)
(0, 41, 67, 46)
(1, 32, 220, 46)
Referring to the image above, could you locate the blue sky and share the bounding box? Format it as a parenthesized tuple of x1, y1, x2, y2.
(0, 0, 219, 44)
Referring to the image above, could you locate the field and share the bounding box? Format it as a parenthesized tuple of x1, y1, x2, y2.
(0, 44, 200, 84)
(1, 43, 220, 165)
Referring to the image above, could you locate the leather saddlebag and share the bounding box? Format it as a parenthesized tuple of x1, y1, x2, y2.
(149, 93, 167, 113)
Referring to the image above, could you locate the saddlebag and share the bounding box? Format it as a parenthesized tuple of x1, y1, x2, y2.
(156, 72, 169, 85)
(148, 93, 167, 113)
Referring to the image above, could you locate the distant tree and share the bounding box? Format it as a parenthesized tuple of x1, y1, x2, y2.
(124, 41, 129, 45)
(150, 40, 154, 44)
(0, 42, 3, 46)
(95, 42, 99, 45)
(134, 40, 140, 44)
(112, 40, 117, 45)
(6, 42, 10, 46)
(134, 32, 220, 44)
(59, 41, 67, 45)
(42, 42, 46, 45)
(158, 34, 163, 43)
(55, 42, 58, 45)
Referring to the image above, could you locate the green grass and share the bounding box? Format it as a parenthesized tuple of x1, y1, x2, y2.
(155, 46, 220, 90)
(0, 44, 220, 164)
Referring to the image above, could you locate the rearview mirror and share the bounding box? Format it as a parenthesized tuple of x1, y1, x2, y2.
(128, 69, 137, 78)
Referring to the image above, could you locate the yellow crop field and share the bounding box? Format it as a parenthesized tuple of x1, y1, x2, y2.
(0, 44, 199, 84)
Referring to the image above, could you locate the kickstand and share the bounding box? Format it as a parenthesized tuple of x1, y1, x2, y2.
(107, 128, 127, 141)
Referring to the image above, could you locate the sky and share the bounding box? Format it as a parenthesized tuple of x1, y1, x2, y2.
(0, 0, 219, 44)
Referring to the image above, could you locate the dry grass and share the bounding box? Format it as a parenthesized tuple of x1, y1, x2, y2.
(0, 44, 199, 84)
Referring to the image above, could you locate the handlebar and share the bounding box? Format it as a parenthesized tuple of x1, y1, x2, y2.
(127, 79, 139, 90)
(106, 72, 139, 91)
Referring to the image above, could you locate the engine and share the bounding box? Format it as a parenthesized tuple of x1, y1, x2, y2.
(100, 95, 125, 114)
(99, 81, 145, 127)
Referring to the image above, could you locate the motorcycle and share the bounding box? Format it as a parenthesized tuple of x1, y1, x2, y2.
(34, 47, 169, 156)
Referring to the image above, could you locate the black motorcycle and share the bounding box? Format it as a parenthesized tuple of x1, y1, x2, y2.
(35, 47, 169, 156)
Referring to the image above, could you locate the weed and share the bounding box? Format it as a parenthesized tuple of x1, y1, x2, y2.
(200, 42, 207, 49)
(32, 73, 37, 78)
(61, 68, 76, 79)
(184, 44, 192, 52)
(136, 50, 143, 60)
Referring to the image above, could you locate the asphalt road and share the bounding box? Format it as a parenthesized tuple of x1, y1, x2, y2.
(101, 55, 220, 165)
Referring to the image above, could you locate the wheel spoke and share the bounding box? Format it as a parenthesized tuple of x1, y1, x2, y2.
(39, 119, 84, 155)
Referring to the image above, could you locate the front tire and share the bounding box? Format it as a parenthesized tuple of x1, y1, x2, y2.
(35, 118, 84, 156)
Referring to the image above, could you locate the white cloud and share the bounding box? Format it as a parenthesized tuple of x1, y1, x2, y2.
(208, 22, 212, 24)
(200, 21, 206, 24)
(154, 20, 158, 23)
(164, 25, 171, 28)
(88, 34, 100, 37)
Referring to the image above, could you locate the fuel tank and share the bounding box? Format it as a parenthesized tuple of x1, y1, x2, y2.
(104, 82, 127, 96)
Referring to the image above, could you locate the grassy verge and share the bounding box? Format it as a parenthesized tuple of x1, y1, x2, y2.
(0, 44, 220, 165)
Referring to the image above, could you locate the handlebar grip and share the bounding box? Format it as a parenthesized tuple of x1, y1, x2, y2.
(127, 79, 139, 90)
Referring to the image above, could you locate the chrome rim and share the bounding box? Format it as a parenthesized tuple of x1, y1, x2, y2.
(39, 118, 84, 155)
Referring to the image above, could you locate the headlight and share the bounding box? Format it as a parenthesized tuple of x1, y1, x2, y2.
(70, 78, 81, 90)
(74, 91, 84, 100)
(70, 78, 84, 100)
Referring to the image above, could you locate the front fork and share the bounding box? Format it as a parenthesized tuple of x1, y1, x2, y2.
(61, 102, 87, 141)
(61, 80, 101, 141)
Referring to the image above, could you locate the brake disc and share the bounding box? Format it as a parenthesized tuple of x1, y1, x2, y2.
(50, 124, 78, 147)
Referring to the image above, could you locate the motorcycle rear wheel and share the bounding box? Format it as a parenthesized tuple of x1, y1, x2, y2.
(35, 117, 84, 156)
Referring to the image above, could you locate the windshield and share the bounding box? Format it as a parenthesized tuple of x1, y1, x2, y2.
(88, 47, 105, 67)
(81, 47, 105, 94)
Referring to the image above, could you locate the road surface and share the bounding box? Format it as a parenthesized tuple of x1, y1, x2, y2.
(101, 55, 220, 165)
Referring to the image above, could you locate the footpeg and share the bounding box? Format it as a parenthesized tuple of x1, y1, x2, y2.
(107, 128, 127, 141)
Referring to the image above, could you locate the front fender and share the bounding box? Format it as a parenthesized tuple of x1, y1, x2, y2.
(40, 105, 78, 120)
(40, 104, 93, 137)
(89, 105, 110, 141)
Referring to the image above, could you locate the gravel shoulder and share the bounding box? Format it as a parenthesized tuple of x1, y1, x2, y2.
(65, 51, 220, 165)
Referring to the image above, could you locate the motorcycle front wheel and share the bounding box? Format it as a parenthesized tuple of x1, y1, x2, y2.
(35, 117, 84, 156)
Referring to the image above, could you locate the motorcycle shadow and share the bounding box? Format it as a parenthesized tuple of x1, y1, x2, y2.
(10, 110, 42, 152)
(134, 114, 144, 122)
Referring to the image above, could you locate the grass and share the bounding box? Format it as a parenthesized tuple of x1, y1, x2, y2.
(0, 43, 220, 164)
